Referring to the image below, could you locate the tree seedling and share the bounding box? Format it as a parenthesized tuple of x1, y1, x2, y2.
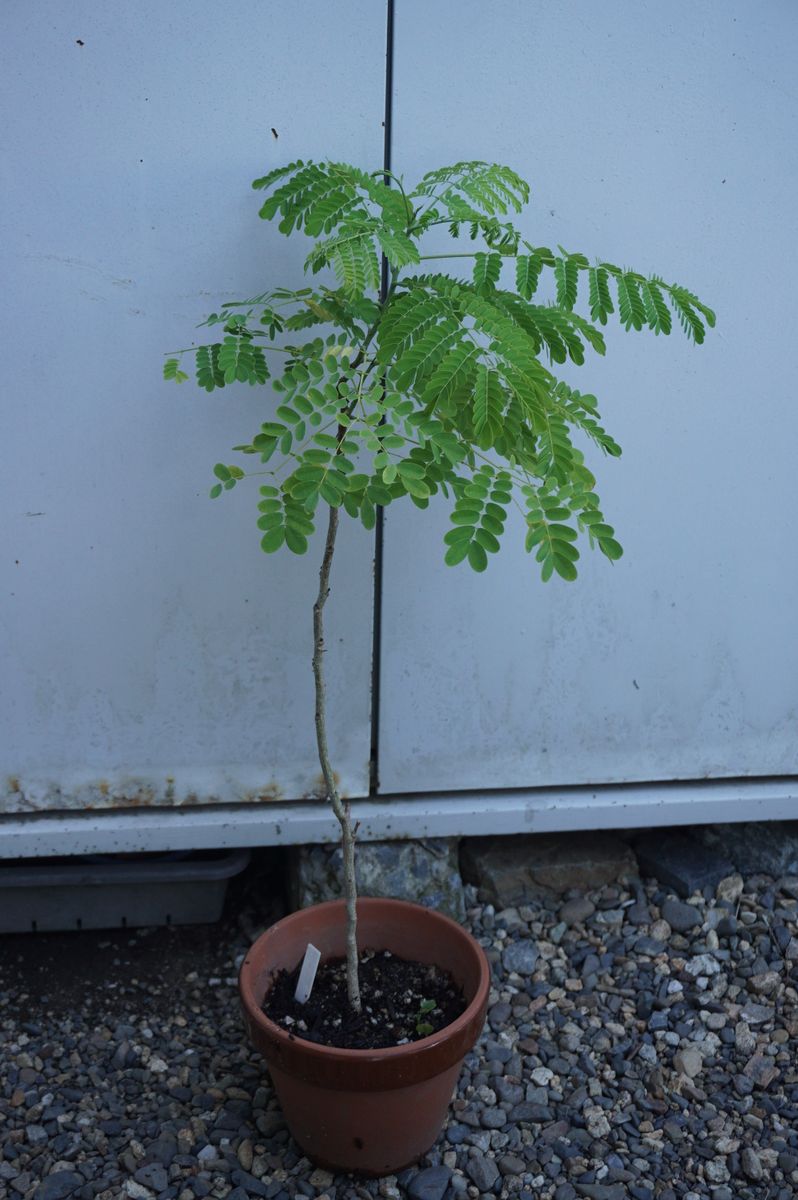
(165, 160, 714, 1016)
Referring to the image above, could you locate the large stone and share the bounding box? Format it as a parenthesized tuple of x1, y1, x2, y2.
(512, 1101, 554, 1123)
(697, 822, 798, 878)
(502, 939, 539, 976)
(661, 897, 701, 932)
(584, 1105, 611, 1139)
(124, 1184, 153, 1200)
(141, 1137, 177, 1167)
(749, 970, 781, 995)
(289, 838, 465, 921)
(134, 1166, 168, 1194)
(743, 1053, 780, 1088)
(685, 953, 721, 977)
(739, 1001, 773, 1025)
(33, 1174, 84, 1200)
(460, 832, 637, 904)
(230, 1171, 268, 1197)
(717, 874, 744, 904)
(574, 1187, 626, 1200)
(465, 1155, 500, 1191)
(406, 1165, 453, 1200)
(734, 1021, 756, 1054)
(497, 1154, 526, 1177)
(674, 1047, 703, 1078)
(741, 1148, 764, 1182)
(559, 896, 596, 925)
(635, 831, 734, 898)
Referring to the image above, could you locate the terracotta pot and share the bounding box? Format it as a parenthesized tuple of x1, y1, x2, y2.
(239, 897, 490, 1176)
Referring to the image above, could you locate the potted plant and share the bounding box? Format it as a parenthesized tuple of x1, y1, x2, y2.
(164, 159, 714, 1173)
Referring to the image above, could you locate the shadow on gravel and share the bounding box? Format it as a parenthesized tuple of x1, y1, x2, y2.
(0, 849, 285, 1018)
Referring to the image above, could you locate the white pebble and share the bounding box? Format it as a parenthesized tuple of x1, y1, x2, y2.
(531, 1067, 554, 1086)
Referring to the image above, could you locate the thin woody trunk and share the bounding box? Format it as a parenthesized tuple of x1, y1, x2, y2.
(312, 503, 361, 1012)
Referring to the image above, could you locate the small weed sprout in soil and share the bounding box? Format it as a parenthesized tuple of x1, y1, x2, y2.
(415, 997, 437, 1037)
(165, 160, 715, 1030)
(263, 949, 466, 1050)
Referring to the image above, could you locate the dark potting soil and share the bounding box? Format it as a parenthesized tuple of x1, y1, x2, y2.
(262, 949, 467, 1050)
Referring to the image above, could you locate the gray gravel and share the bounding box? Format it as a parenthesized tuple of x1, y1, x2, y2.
(2, 859, 798, 1200)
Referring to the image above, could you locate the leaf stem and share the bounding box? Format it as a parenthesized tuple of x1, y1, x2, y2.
(163, 341, 292, 357)
(374, 168, 411, 217)
(418, 252, 482, 261)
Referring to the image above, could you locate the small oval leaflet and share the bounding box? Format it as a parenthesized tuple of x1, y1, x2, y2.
(294, 942, 321, 1005)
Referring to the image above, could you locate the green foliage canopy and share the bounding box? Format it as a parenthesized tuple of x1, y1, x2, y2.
(164, 160, 714, 580)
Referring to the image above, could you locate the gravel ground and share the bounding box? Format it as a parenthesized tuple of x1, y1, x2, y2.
(2, 856, 798, 1200)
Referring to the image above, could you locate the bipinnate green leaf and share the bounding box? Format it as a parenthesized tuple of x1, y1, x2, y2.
(444, 468, 509, 572)
(473, 252, 502, 293)
(376, 227, 420, 268)
(668, 284, 712, 344)
(616, 272, 646, 332)
(196, 345, 225, 392)
(552, 381, 622, 458)
(472, 364, 504, 449)
(524, 490, 581, 582)
(168, 157, 712, 583)
(554, 255, 579, 310)
(217, 335, 269, 384)
(421, 341, 480, 413)
(261, 527, 285, 553)
(391, 319, 460, 391)
(413, 162, 530, 215)
(640, 277, 672, 336)
(578, 507, 623, 560)
(251, 161, 303, 192)
(515, 253, 543, 301)
(588, 266, 614, 325)
(378, 293, 431, 359)
(163, 358, 188, 383)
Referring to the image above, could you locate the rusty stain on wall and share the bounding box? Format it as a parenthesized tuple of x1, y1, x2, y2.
(2, 773, 291, 815)
(302, 771, 342, 801)
(241, 782, 284, 805)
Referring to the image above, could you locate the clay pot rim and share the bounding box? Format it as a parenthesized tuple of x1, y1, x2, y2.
(239, 896, 490, 1065)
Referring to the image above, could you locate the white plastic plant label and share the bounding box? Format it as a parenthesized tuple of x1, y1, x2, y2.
(294, 942, 321, 1004)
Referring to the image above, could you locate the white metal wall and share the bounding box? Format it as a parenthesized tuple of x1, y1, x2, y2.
(378, 0, 798, 795)
(2, 2, 796, 852)
(1, 3, 384, 814)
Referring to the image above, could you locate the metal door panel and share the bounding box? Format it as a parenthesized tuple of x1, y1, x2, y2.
(1, 2, 385, 813)
(378, 0, 798, 794)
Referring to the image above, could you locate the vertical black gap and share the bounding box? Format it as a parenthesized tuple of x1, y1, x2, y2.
(369, 0, 395, 796)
